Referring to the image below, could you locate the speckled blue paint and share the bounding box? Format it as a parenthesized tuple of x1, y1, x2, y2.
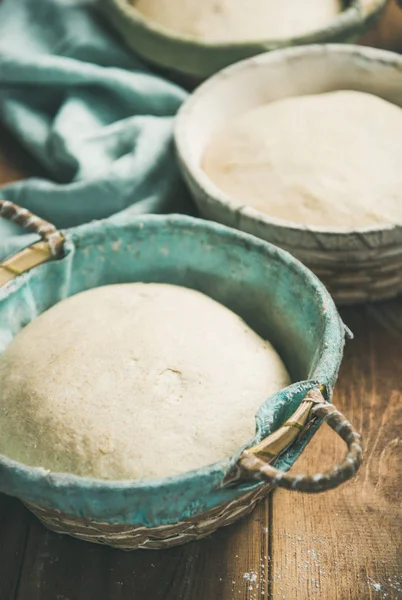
(0, 215, 346, 526)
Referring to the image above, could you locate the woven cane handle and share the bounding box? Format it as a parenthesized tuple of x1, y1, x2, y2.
(237, 388, 363, 493)
(0, 200, 64, 257)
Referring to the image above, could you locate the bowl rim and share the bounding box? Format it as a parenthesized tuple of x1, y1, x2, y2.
(106, 0, 385, 49)
(0, 214, 344, 494)
(174, 43, 402, 238)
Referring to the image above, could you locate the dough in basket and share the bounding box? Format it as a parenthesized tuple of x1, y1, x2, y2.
(0, 283, 290, 480)
(133, 0, 341, 42)
(202, 90, 402, 228)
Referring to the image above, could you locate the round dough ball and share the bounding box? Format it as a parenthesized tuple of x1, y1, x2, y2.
(202, 90, 402, 228)
(134, 0, 341, 42)
(0, 283, 290, 480)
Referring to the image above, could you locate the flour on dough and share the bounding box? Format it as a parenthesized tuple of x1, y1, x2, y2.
(202, 91, 402, 228)
(0, 283, 290, 480)
(134, 0, 341, 42)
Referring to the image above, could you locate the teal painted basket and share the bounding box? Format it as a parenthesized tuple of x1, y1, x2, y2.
(0, 201, 362, 550)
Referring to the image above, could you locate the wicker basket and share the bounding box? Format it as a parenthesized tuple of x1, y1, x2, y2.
(175, 44, 402, 305)
(98, 0, 387, 80)
(0, 201, 362, 550)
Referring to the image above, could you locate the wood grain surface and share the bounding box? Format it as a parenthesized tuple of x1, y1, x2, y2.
(0, 5, 402, 598)
(271, 303, 402, 600)
(361, 0, 402, 52)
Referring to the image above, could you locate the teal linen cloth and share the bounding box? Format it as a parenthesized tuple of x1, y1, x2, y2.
(0, 0, 189, 259)
(0, 214, 345, 524)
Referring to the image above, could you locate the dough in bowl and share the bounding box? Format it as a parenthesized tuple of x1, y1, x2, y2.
(202, 90, 402, 228)
(133, 0, 342, 42)
(0, 283, 290, 480)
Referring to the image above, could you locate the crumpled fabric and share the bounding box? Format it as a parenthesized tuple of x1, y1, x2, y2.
(0, 0, 190, 259)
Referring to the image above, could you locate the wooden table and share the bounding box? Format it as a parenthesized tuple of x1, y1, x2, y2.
(1, 5, 402, 598)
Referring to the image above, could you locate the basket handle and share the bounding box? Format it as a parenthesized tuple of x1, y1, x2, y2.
(0, 200, 65, 287)
(225, 388, 363, 493)
(0, 200, 65, 256)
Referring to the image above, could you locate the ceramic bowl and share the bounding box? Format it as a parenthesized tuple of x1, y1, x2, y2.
(98, 0, 387, 80)
(175, 44, 402, 304)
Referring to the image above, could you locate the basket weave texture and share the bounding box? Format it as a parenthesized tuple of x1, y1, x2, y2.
(26, 484, 270, 550)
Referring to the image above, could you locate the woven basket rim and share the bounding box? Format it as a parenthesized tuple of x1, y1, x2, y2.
(175, 44, 402, 240)
(105, 0, 384, 49)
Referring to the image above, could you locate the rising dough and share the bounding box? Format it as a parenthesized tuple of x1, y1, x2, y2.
(134, 0, 341, 42)
(0, 283, 289, 480)
(202, 91, 402, 228)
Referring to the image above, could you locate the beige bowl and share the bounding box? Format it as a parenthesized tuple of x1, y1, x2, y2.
(175, 44, 402, 305)
(99, 0, 387, 80)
